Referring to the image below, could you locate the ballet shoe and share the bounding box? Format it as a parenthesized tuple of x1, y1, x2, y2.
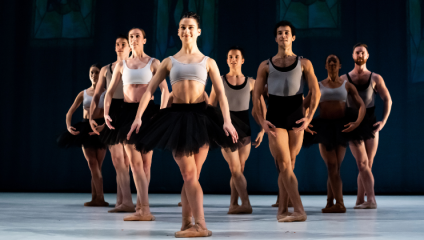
(322, 203, 346, 213)
(354, 202, 377, 209)
(123, 213, 155, 221)
(84, 200, 109, 207)
(278, 213, 307, 222)
(228, 205, 252, 214)
(227, 205, 240, 214)
(178, 202, 182, 207)
(271, 203, 279, 207)
(276, 212, 292, 220)
(108, 204, 136, 213)
(175, 224, 212, 238)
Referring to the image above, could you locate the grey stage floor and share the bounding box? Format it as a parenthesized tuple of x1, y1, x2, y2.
(0, 193, 423, 240)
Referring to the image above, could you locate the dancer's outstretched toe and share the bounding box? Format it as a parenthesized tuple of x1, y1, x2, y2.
(108, 204, 136, 213)
(175, 224, 212, 238)
(354, 202, 377, 209)
(278, 212, 307, 222)
(322, 203, 346, 213)
(123, 212, 155, 221)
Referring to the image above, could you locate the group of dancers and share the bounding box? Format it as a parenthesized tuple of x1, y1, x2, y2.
(57, 12, 392, 238)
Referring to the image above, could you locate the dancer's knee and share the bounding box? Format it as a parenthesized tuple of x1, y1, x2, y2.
(180, 168, 197, 183)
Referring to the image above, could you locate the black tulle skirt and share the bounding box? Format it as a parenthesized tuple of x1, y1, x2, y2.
(100, 98, 124, 145)
(117, 100, 160, 144)
(127, 101, 249, 157)
(303, 108, 375, 151)
(57, 118, 106, 149)
(347, 107, 378, 142)
(231, 110, 251, 146)
(266, 94, 304, 130)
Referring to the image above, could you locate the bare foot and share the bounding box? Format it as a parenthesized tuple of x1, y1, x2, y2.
(108, 204, 136, 213)
(354, 201, 377, 209)
(228, 205, 252, 214)
(276, 212, 292, 220)
(123, 212, 155, 221)
(181, 217, 193, 231)
(178, 202, 182, 207)
(175, 224, 212, 238)
(322, 203, 346, 213)
(278, 212, 307, 222)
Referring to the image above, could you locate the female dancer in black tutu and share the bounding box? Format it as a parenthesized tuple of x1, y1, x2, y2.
(89, 35, 135, 213)
(57, 64, 108, 207)
(103, 28, 169, 221)
(340, 43, 392, 209)
(127, 12, 239, 238)
(252, 20, 321, 222)
(209, 46, 266, 214)
(303, 54, 367, 213)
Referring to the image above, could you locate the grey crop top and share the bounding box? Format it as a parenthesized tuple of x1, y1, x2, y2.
(122, 58, 154, 85)
(346, 72, 376, 108)
(105, 63, 124, 99)
(83, 90, 105, 110)
(319, 80, 347, 103)
(222, 75, 251, 112)
(267, 57, 305, 97)
(169, 56, 209, 85)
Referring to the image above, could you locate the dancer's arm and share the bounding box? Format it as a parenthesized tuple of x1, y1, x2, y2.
(374, 74, 392, 133)
(104, 62, 123, 130)
(253, 61, 277, 137)
(294, 59, 320, 133)
(208, 85, 218, 107)
(89, 66, 107, 133)
(343, 82, 366, 132)
(152, 59, 170, 109)
(249, 77, 265, 147)
(127, 58, 171, 138)
(66, 91, 84, 135)
(208, 58, 238, 143)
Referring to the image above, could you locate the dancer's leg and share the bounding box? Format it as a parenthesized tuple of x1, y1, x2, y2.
(82, 147, 106, 206)
(357, 132, 379, 204)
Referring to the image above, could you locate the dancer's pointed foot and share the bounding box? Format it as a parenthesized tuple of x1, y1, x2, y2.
(175, 224, 212, 238)
(276, 212, 292, 220)
(278, 212, 307, 222)
(322, 203, 346, 213)
(354, 201, 377, 209)
(123, 212, 155, 221)
(178, 202, 182, 207)
(228, 205, 252, 214)
(108, 204, 136, 213)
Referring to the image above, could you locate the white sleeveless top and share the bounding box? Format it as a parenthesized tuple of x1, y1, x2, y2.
(169, 56, 209, 85)
(122, 58, 154, 85)
(267, 57, 305, 97)
(319, 80, 347, 103)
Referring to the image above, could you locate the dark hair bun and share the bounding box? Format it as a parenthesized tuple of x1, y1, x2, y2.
(180, 12, 201, 26)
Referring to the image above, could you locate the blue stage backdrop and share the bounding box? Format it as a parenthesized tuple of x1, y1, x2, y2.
(1, 0, 423, 194)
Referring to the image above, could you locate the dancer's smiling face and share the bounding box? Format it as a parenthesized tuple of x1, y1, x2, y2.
(353, 46, 369, 66)
(325, 55, 341, 74)
(275, 26, 295, 48)
(128, 28, 146, 51)
(89, 66, 100, 84)
(115, 37, 130, 58)
(227, 50, 244, 70)
(178, 18, 201, 43)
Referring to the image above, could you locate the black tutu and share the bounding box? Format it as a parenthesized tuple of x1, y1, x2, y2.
(57, 118, 106, 149)
(128, 101, 249, 157)
(230, 110, 251, 146)
(346, 107, 377, 143)
(116, 100, 160, 144)
(266, 94, 304, 130)
(100, 98, 124, 145)
(303, 109, 374, 151)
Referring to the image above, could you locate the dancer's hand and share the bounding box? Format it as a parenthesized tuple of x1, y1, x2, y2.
(89, 124, 105, 136)
(373, 121, 385, 133)
(342, 122, 359, 132)
(261, 120, 277, 137)
(89, 119, 99, 135)
(223, 121, 238, 143)
(305, 123, 316, 135)
(67, 126, 80, 135)
(127, 118, 142, 140)
(293, 117, 311, 133)
(252, 130, 265, 148)
(105, 114, 114, 130)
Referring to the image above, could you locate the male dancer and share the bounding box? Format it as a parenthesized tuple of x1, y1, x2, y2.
(253, 20, 320, 222)
(89, 35, 135, 212)
(340, 43, 392, 209)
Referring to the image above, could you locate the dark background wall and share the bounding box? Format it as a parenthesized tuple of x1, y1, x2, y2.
(1, 0, 423, 194)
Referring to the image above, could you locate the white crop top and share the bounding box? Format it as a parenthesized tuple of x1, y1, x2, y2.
(169, 56, 209, 85)
(122, 58, 154, 85)
(83, 90, 93, 110)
